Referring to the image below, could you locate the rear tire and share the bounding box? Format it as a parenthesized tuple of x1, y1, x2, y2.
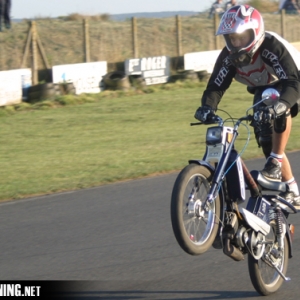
(248, 221, 289, 295)
(170, 164, 220, 255)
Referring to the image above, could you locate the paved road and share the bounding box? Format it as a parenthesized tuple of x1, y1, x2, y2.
(0, 153, 300, 299)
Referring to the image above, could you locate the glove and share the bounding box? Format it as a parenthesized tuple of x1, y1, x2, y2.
(253, 108, 273, 124)
(194, 106, 215, 122)
(273, 102, 287, 118)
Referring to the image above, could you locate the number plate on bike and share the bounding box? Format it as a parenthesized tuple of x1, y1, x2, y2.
(205, 145, 223, 163)
(256, 198, 270, 223)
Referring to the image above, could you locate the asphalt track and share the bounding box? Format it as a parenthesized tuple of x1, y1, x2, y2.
(0, 152, 300, 299)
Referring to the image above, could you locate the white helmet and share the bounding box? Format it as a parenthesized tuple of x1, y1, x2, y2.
(216, 5, 265, 67)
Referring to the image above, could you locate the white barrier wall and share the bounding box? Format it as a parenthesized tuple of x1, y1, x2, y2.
(125, 56, 170, 85)
(185, 43, 300, 74)
(52, 61, 107, 95)
(0, 69, 32, 107)
(184, 50, 222, 74)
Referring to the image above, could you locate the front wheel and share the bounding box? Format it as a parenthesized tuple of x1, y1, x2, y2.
(248, 221, 289, 296)
(170, 163, 221, 255)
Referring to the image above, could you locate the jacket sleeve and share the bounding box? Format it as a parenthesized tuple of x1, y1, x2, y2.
(261, 35, 300, 109)
(201, 47, 236, 110)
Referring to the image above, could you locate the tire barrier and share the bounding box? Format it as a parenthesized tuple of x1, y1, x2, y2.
(169, 70, 199, 83)
(62, 82, 76, 95)
(129, 75, 146, 89)
(169, 70, 211, 83)
(182, 70, 199, 82)
(197, 70, 210, 82)
(103, 71, 131, 91)
(27, 83, 61, 103)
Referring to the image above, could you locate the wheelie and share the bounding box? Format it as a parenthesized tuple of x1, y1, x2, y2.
(171, 4, 300, 296)
(170, 88, 298, 295)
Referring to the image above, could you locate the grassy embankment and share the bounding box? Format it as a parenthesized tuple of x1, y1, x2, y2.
(1, 81, 300, 202)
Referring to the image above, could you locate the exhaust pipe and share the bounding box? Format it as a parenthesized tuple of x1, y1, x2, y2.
(223, 238, 244, 261)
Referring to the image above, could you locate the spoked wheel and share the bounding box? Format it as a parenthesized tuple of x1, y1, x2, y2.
(248, 221, 289, 296)
(170, 164, 221, 255)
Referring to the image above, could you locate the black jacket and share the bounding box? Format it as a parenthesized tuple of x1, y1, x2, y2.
(201, 32, 300, 112)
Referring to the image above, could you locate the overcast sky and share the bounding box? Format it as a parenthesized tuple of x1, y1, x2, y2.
(12, 0, 215, 19)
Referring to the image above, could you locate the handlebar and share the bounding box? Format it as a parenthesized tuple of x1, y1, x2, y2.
(193, 87, 280, 127)
(191, 114, 253, 126)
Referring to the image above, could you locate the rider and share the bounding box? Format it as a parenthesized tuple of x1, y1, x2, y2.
(194, 4, 300, 205)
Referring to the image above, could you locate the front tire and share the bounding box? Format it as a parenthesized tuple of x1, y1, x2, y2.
(170, 163, 221, 255)
(248, 221, 289, 296)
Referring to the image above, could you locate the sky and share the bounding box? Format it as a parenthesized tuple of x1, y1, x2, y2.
(11, 0, 216, 19)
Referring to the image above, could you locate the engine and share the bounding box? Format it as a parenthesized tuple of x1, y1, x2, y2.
(222, 211, 266, 261)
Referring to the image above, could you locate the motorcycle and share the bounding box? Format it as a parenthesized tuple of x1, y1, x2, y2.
(170, 88, 298, 296)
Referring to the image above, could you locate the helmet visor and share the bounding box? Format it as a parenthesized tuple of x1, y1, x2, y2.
(224, 29, 255, 53)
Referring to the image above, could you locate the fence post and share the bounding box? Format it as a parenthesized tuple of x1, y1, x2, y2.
(176, 15, 182, 56)
(281, 9, 286, 39)
(31, 21, 38, 85)
(21, 24, 32, 68)
(84, 19, 90, 62)
(132, 17, 138, 58)
(36, 34, 51, 70)
(214, 13, 220, 50)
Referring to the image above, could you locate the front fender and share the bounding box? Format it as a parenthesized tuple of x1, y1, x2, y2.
(188, 159, 215, 172)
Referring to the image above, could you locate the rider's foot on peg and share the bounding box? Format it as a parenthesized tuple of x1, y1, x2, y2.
(279, 191, 300, 206)
(261, 157, 282, 181)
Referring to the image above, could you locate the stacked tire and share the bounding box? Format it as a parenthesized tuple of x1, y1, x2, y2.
(174, 70, 199, 82)
(183, 70, 199, 82)
(103, 71, 131, 91)
(62, 82, 76, 95)
(28, 83, 61, 103)
(129, 75, 146, 89)
(197, 70, 210, 82)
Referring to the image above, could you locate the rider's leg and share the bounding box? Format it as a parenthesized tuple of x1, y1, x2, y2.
(260, 113, 291, 181)
(263, 115, 300, 203)
(252, 87, 273, 158)
(254, 126, 272, 159)
(274, 115, 292, 181)
(251, 87, 300, 204)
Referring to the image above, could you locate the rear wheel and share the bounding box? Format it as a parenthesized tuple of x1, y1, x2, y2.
(170, 164, 221, 255)
(248, 221, 289, 295)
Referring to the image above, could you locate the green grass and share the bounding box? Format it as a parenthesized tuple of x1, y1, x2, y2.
(1, 81, 300, 201)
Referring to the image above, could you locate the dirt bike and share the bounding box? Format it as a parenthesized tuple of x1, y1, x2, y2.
(170, 88, 298, 296)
